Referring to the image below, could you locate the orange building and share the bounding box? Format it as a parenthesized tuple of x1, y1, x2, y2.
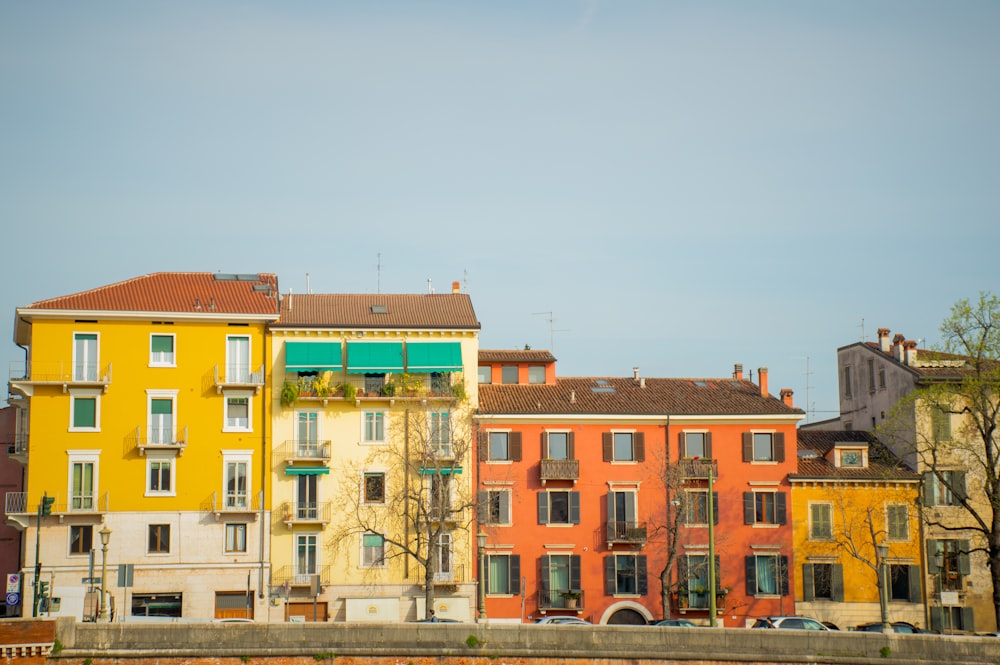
(475, 353, 804, 626)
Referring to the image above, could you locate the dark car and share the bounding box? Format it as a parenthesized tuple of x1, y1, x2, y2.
(854, 621, 927, 634)
(651, 619, 698, 627)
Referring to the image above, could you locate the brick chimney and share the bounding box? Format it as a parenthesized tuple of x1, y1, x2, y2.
(733, 363, 743, 380)
(758, 367, 768, 397)
(904, 340, 918, 366)
(878, 328, 891, 353)
(452, 281, 461, 294)
(892, 334, 906, 362)
(780, 388, 794, 407)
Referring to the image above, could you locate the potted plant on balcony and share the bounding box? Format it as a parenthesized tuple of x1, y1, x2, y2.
(339, 382, 357, 401)
(561, 590, 582, 609)
(280, 381, 299, 408)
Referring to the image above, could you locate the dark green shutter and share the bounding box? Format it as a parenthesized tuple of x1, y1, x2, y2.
(151, 399, 172, 414)
(477, 491, 488, 522)
(926, 540, 939, 573)
(570, 555, 581, 592)
(832, 564, 844, 602)
(802, 565, 815, 601)
(779, 556, 789, 595)
(73, 397, 96, 428)
(637, 556, 648, 595)
(712, 492, 719, 525)
(959, 540, 971, 575)
(537, 492, 548, 524)
(569, 492, 581, 524)
(604, 556, 616, 595)
(745, 557, 756, 595)
(509, 556, 520, 595)
(908, 565, 922, 603)
(743, 492, 754, 524)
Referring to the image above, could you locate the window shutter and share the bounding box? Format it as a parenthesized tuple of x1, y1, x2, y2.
(776, 492, 787, 525)
(926, 540, 939, 573)
(960, 606, 975, 630)
(832, 564, 844, 602)
(540, 556, 551, 597)
(625, 493, 636, 523)
(569, 491, 581, 524)
(602, 433, 613, 461)
(705, 432, 713, 459)
(712, 492, 719, 525)
(929, 606, 943, 633)
(742, 432, 753, 462)
(745, 556, 756, 595)
(908, 565, 922, 603)
(774, 432, 785, 462)
(677, 556, 689, 594)
(743, 492, 754, 525)
(567, 432, 575, 459)
(606, 492, 615, 529)
(922, 472, 935, 506)
(634, 432, 645, 462)
(509, 555, 521, 595)
(570, 555, 582, 591)
(499, 492, 510, 524)
(510, 432, 522, 462)
(802, 564, 815, 601)
(478, 432, 489, 462)
(477, 491, 488, 522)
(482, 552, 490, 592)
(954, 471, 967, 501)
(678, 432, 687, 459)
(779, 556, 789, 595)
(604, 556, 616, 595)
(537, 492, 548, 524)
(959, 540, 971, 575)
(637, 555, 648, 595)
(541, 432, 549, 458)
(151, 335, 173, 352)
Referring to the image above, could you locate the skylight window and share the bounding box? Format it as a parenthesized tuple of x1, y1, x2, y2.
(370, 305, 388, 314)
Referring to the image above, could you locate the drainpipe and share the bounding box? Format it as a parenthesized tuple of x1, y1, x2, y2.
(258, 329, 268, 603)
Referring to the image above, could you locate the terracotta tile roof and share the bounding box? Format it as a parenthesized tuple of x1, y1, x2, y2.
(858, 341, 998, 380)
(22, 273, 280, 316)
(477, 377, 803, 417)
(273, 293, 480, 330)
(479, 349, 557, 363)
(790, 430, 919, 481)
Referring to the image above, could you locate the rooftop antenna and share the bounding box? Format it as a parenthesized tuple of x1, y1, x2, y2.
(306, 272, 311, 295)
(532, 310, 570, 352)
(377, 253, 382, 294)
(798, 355, 815, 422)
(463, 268, 469, 293)
(427, 278, 434, 294)
(858, 317, 866, 342)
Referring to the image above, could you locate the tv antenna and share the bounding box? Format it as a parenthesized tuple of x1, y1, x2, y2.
(532, 311, 570, 352)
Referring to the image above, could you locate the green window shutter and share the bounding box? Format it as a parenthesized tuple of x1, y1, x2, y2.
(151, 335, 173, 352)
(743, 492, 754, 524)
(832, 564, 844, 602)
(908, 565, 922, 603)
(151, 399, 172, 415)
(537, 492, 548, 524)
(637, 555, 648, 596)
(802, 565, 815, 601)
(744, 557, 756, 595)
(677, 557, 689, 594)
(570, 555, 581, 591)
(604, 556, 616, 595)
(779, 556, 789, 595)
(929, 607, 943, 632)
(712, 492, 719, 525)
(540, 556, 551, 596)
(960, 606, 975, 630)
(509, 556, 520, 595)
(569, 491, 581, 524)
(73, 397, 96, 428)
(363, 533, 383, 547)
(477, 491, 488, 522)
(926, 540, 939, 574)
(958, 540, 971, 575)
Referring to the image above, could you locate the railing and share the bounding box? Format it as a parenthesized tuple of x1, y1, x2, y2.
(131, 426, 188, 456)
(12, 432, 29, 455)
(540, 458, 579, 482)
(431, 564, 466, 585)
(677, 458, 718, 479)
(278, 501, 333, 524)
(271, 565, 332, 588)
(211, 490, 261, 513)
(606, 520, 648, 544)
(5, 492, 110, 515)
(4, 492, 27, 514)
(213, 364, 264, 386)
(538, 588, 586, 611)
(276, 440, 332, 465)
(9, 361, 112, 385)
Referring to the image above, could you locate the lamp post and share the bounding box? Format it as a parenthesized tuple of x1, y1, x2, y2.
(99, 525, 112, 621)
(477, 530, 487, 622)
(876, 543, 890, 634)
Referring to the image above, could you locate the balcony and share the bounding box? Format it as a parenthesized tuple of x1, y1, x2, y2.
(276, 440, 332, 467)
(207, 490, 261, 520)
(538, 588, 586, 613)
(4, 491, 110, 526)
(677, 459, 718, 479)
(606, 520, 648, 547)
(8, 432, 28, 464)
(131, 425, 189, 457)
(279, 501, 333, 527)
(213, 364, 264, 394)
(271, 565, 332, 590)
(539, 459, 579, 485)
(430, 564, 466, 588)
(8, 361, 112, 397)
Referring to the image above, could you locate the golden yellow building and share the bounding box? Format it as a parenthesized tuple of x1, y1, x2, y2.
(790, 430, 922, 630)
(7, 273, 279, 620)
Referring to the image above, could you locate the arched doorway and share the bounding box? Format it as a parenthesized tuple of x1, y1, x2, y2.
(606, 607, 647, 625)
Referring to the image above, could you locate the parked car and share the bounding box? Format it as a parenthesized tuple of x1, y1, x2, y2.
(854, 621, 927, 634)
(751, 616, 830, 631)
(651, 619, 698, 627)
(535, 616, 592, 625)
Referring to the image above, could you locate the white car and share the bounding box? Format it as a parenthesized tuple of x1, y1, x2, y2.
(535, 616, 592, 625)
(751, 616, 829, 630)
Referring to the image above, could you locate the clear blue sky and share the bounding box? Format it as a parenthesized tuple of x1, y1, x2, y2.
(2, 1, 998, 420)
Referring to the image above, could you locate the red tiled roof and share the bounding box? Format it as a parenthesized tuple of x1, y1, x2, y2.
(790, 430, 919, 481)
(22, 273, 280, 316)
(274, 293, 480, 330)
(478, 377, 803, 417)
(479, 349, 556, 363)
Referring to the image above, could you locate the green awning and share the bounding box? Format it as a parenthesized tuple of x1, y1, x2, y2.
(284, 467, 330, 476)
(346, 342, 404, 374)
(405, 342, 463, 373)
(285, 342, 343, 373)
(418, 467, 463, 475)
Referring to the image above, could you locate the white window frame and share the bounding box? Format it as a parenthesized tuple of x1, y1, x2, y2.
(73, 332, 99, 381)
(428, 410, 452, 458)
(145, 452, 177, 497)
(682, 430, 708, 459)
(362, 410, 387, 445)
(146, 389, 178, 445)
(67, 450, 100, 512)
(685, 489, 709, 526)
(610, 430, 637, 463)
(223, 390, 253, 432)
(485, 488, 512, 526)
(435, 532, 453, 578)
(69, 388, 102, 432)
(487, 430, 512, 463)
(222, 451, 252, 509)
(226, 335, 252, 383)
(527, 366, 545, 384)
(295, 533, 320, 582)
(753, 489, 780, 526)
(361, 532, 386, 568)
(750, 431, 777, 463)
(149, 332, 176, 367)
(225, 523, 248, 554)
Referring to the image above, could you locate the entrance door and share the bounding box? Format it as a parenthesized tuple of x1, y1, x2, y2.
(287, 601, 328, 622)
(215, 592, 254, 620)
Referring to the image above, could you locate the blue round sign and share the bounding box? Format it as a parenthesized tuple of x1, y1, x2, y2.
(6, 592, 20, 606)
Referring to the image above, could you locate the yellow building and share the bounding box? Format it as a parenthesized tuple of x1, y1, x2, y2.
(790, 431, 923, 630)
(7, 273, 279, 621)
(267, 284, 480, 622)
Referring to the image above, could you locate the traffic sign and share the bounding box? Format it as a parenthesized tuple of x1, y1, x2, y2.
(6, 574, 20, 593)
(6, 592, 19, 606)
(82, 577, 101, 585)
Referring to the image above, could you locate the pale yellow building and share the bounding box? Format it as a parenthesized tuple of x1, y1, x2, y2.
(6, 273, 279, 620)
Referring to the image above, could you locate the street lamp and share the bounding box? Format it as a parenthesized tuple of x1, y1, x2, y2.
(477, 530, 487, 622)
(99, 525, 112, 621)
(875, 543, 890, 634)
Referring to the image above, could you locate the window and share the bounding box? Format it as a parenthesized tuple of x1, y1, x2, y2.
(73, 333, 98, 381)
(429, 410, 451, 458)
(887, 504, 909, 541)
(148, 394, 175, 444)
(679, 553, 717, 608)
(809, 503, 832, 540)
(435, 532, 452, 579)
(70, 525, 93, 555)
(147, 456, 174, 495)
(839, 449, 864, 468)
(477, 365, 492, 384)
(70, 393, 99, 430)
(537, 490, 580, 525)
(889, 564, 921, 602)
(501, 365, 518, 384)
(603, 431, 645, 462)
(427, 474, 452, 518)
(70, 459, 96, 510)
(148, 524, 170, 553)
(843, 366, 852, 398)
(226, 335, 251, 383)
(296, 534, 318, 581)
(744, 491, 786, 526)
(879, 366, 886, 389)
(540, 554, 581, 608)
(150, 334, 175, 366)
(607, 490, 639, 539)
(931, 407, 952, 441)
(742, 432, 784, 463)
(363, 411, 385, 444)
(296, 412, 319, 456)
(364, 472, 385, 504)
(364, 373, 385, 394)
(606, 554, 647, 596)
(746, 553, 788, 597)
(528, 366, 545, 384)
(225, 523, 247, 553)
(680, 431, 709, 459)
(867, 359, 876, 393)
(224, 393, 251, 431)
(924, 470, 966, 507)
(486, 554, 520, 595)
(296, 474, 318, 519)
(481, 431, 522, 462)
(479, 489, 511, 525)
(803, 563, 845, 601)
(362, 532, 385, 568)
(224, 456, 250, 509)
(929, 539, 970, 592)
(543, 431, 571, 460)
(685, 491, 708, 525)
